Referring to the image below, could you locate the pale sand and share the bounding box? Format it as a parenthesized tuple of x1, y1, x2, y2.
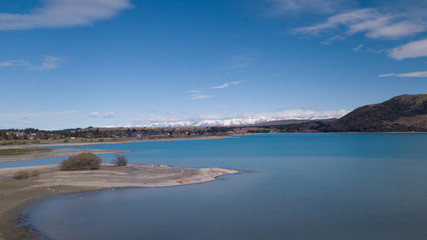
(0, 164, 240, 188)
(0, 164, 241, 240)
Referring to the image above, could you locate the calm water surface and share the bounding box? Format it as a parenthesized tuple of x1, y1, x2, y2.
(17, 134, 427, 239)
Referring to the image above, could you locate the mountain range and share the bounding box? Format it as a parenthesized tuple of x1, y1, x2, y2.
(138, 94, 427, 132)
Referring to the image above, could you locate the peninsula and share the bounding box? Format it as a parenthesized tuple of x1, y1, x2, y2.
(0, 164, 240, 239)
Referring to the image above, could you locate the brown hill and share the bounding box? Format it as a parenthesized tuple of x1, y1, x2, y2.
(326, 94, 427, 132)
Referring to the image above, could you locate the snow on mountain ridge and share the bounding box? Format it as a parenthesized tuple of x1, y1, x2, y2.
(135, 116, 332, 128)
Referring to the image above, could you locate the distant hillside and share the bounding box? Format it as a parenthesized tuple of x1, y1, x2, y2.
(325, 94, 427, 132)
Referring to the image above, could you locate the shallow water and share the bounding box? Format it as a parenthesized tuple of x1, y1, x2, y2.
(21, 134, 427, 239)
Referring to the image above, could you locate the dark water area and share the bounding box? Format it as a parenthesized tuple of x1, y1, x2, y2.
(18, 134, 427, 239)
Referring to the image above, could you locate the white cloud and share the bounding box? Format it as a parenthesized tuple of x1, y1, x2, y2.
(211, 83, 230, 89)
(211, 81, 244, 89)
(218, 106, 231, 111)
(89, 112, 116, 118)
(190, 95, 213, 100)
(378, 73, 396, 77)
(0, 60, 31, 68)
(295, 8, 427, 40)
(352, 44, 363, 52)
(187, 81, 244, 100)
(23, 121, 33, 126)
(31, 56, 63, 71)
(40, 56, 62, 71)
(389, 38, 427, 60)
(355, 20, 425, 39)
(269, 0, 347, 14)
(185, 90, 212, 100)
(295, 9, 376, 35)
(0, 56, 63, 71)
(0, 0, 133, 30)
(379, 71, 427, 78)
(186, 90, 204, 93)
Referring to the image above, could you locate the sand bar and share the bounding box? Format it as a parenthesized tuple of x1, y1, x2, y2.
(0, 164, 241, 239)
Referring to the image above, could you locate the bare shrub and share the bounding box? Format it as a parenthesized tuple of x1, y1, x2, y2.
(112, 154, 128, 166)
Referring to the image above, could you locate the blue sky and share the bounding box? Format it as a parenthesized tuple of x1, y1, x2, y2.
(1, 0, 427, 129)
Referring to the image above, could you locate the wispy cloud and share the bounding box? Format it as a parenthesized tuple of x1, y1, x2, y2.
(268, 0, 348, 14)
(379, 71, 427, 78)
(294, 8, 427, 40)
(0, 60, 31, 68)
(88, 112, 116, 118)
(218, 106, 231, 111)
(0, 56, 64, 71)
(31, 56, 63, 71)
(186, 90, 204, 93)
(388, 38, 427, 60)
(352, 44, 363, 52)
(185, 90, 213, 100)
(211, 81, 244, 89)
(0, 0, 133, 30)
(23, 121, 33, 126)
(294, 9, 376, 35)
(377, 73, 395, 77)
(190, 95, 213, 100)
(186, 81, 244, 100)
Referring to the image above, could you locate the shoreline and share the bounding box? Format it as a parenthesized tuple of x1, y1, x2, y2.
(0, 135, 238, 163)
(1, 131, 426, 151)
(2, 132, 425, 163)
(0, 148, 129, 163)
(0, 164, 242, 240)
(0, 135, 237, 149)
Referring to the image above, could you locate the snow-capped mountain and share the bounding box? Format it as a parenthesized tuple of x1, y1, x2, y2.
(136, 117, 314, 128)
(120, 109, 349, 128)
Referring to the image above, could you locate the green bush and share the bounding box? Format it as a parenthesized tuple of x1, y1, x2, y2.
(112, 154, 128, 166)
(60, 152, 101, 171)
(14, 171, 30, 180)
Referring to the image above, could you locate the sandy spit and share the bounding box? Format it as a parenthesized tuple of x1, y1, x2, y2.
(0, 164, 241, 240)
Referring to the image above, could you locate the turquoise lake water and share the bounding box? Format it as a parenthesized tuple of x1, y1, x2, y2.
(12, 134, 427, 239)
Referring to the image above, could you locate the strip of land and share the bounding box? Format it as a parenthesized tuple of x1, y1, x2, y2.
(0, 135, 235, 148)
(0, 135, 233, 163)
(0, 148, 127, 163)
(0, 148, 51, 156)
(0, 164, 241, 240)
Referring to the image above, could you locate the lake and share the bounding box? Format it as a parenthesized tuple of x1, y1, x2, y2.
(17, 134, 427, 239)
